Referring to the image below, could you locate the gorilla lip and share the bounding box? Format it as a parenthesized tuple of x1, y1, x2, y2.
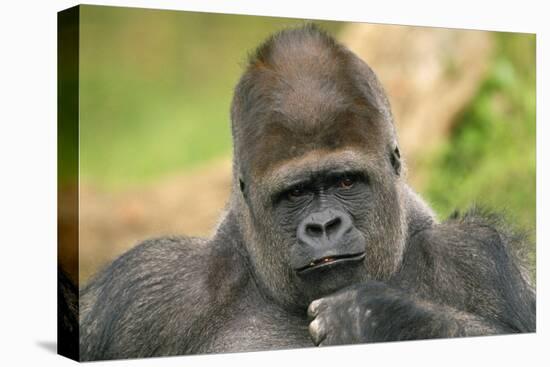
(295, 252, 366, 274)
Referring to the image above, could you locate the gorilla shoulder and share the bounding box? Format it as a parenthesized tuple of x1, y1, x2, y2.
(81, 234, 249, 310)
(80, 235, 250, 360)
(397, 210, 535, 333)
(405, 210, 532, 279)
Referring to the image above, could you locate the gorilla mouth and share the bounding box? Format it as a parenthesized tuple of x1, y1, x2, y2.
(296, 252, 366, 275)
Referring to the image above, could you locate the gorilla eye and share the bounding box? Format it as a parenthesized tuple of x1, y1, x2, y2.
(338, 177, 354, 189)
(289, 186, 306, 198)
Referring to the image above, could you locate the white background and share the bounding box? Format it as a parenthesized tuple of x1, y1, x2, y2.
(0, 0, 547, 366)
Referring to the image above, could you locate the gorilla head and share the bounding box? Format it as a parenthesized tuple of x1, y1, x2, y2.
(229, 25, 409, 309)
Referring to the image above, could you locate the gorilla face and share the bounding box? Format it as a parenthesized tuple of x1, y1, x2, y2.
(271, 152, 372, 285)
(285, 166, 369, 275)
(231, 26, 408, 308)
(242, 146, 406, 308)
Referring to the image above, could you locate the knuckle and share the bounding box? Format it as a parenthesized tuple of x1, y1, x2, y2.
(309, 318, 321, 334)
(307, 298, 324, 317)
(308, 318, 327, 345)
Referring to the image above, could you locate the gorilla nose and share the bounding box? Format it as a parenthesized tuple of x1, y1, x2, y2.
(298, 209, 352, 247)
(305, 216, 341, 238)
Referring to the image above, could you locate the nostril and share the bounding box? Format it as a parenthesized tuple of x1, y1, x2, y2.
(306, 223, 324, 237)
(324, 217, 341, 235)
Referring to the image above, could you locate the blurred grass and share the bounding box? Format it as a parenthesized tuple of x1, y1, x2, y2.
(77, 6, 342, 189)
(420, 33, 536, 249)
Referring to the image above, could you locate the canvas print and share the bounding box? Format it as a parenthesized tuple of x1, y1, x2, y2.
(57, 5, 536, 362)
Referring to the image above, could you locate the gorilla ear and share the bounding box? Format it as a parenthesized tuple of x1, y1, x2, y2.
(390, 146, 401, 176)
(239, 178, 247, 198)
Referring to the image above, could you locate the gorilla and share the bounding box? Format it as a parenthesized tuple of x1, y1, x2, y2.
(78, 25, 535, 361)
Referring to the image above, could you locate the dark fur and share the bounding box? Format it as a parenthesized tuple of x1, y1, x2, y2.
(58, 268, 79, 359)
(79, 25, 535, 361)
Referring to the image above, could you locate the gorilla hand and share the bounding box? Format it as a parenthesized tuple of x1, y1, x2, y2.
(307, 281, 427, 345)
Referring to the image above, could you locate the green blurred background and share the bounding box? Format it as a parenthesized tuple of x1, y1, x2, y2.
(422, 34, 536, 228)
(59, 6, 535, 282)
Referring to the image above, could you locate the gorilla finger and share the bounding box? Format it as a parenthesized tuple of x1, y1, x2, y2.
(307, 299, 325, 319)
(308, 318, 327, 346)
